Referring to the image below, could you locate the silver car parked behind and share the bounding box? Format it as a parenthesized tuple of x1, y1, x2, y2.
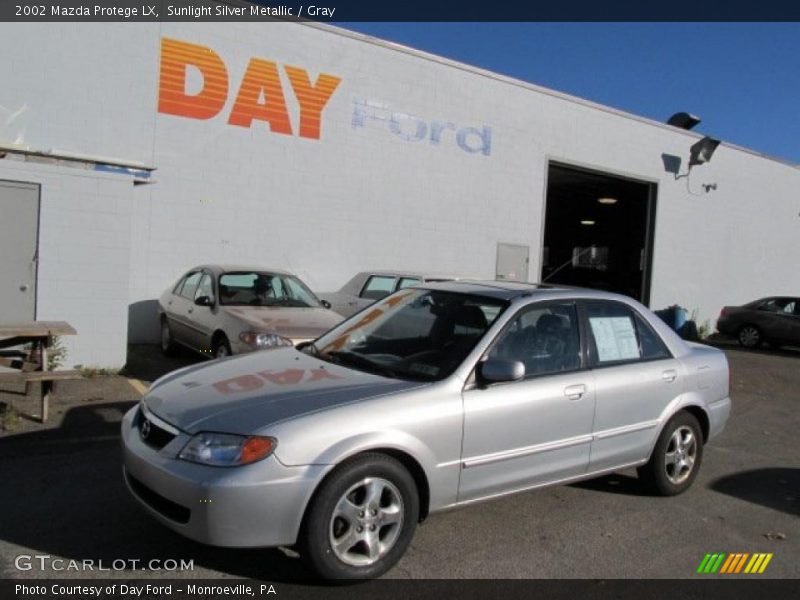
(124, 281, 731, 579)
(321, 270, 466, 318)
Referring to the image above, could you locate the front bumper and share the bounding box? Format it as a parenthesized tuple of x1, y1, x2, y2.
(121, 405, 329, 547)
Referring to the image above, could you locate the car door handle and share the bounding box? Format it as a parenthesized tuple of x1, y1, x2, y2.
(564, 384, 586, 400)
(187, 308, 193, 314)
(662, 369, 678, 383)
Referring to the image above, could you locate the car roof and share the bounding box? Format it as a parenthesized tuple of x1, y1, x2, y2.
(419, 279, 636, 303)
(195, 264, 293, 276)
(357, 270, 470, 280)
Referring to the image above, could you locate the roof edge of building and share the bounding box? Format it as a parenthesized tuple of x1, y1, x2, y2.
(303, 21, 799, 172)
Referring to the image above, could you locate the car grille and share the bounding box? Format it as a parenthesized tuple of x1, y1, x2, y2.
(137, 408, 177, 451)
(125, 472, 191, 524)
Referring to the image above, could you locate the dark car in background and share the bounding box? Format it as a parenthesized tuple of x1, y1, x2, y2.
(717, 297, 800, 348)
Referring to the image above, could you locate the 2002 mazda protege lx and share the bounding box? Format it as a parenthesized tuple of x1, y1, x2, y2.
(122, 281, 731, 579)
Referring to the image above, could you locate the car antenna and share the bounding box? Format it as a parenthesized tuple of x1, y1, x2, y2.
(542, 246, 596, 283)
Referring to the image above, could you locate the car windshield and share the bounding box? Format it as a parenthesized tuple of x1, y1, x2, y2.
(218, 272, 321, 307)
(308, 289, 507, 381)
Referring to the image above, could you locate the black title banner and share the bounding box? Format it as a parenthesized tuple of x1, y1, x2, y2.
(4, 579, 800, 600)
(2, 0, 800, 22)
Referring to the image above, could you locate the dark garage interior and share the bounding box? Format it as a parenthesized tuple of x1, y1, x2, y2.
(541, 163, 656, 303)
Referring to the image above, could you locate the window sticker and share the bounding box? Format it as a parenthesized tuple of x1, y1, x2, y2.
(589, 317, 640, 362)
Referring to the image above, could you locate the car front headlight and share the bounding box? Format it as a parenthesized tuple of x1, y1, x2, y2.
(178, 433, 277, 467)
(239, 331, 294, 348)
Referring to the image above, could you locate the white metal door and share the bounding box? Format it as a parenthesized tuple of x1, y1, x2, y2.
(0, 181, 39, 321)
(496, 243, 529, 282)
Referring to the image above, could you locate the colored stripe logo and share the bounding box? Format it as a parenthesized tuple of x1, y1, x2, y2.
(697, 553, 773, 574)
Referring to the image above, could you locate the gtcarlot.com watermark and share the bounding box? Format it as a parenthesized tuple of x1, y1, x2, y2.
(14, 554, 194, 572)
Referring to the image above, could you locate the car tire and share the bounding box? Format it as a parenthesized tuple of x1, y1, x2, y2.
(299, 453, 419, 580)
(737, 324, 762, 348)
(160, 319, 178, 356)
(212, 334, 232, 359)
(637, 411, 704, 496)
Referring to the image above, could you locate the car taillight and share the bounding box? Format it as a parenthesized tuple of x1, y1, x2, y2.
(719, 307, 729, 319)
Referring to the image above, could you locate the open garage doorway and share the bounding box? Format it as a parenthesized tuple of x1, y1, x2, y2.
(541, 163, 657, 304)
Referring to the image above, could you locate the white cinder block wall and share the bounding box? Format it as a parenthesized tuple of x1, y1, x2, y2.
(0, 22, 798, 366)
(0, 162, 134, 368)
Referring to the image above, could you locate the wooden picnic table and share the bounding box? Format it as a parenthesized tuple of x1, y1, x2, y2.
(0, 321, 79, 422)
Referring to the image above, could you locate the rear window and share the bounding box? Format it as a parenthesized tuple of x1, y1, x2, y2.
(759, 298, 796, 314)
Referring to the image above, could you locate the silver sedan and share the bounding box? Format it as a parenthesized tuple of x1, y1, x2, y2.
(122, 281, 731, 579)
(158, 265, 344, 359)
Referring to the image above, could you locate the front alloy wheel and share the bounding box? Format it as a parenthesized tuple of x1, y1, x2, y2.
(300, 453, 418, 579)
(329, 477, 404, 567)
(213, 335, 232, 359)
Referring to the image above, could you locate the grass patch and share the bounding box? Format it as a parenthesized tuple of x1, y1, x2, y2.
(0, 403, 20, 432)
(78, 366, 120, 379)
(48, 335, 68, 371)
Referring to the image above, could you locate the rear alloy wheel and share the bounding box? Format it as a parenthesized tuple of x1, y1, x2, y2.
(638, 411, 703, 496)
(160, 319, 178, 356)
(213, 335, 232, 359)
(300, 453, 418, 579)
(737, 325, 761, 348)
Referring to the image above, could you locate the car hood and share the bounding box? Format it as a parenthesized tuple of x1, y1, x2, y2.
(144, 348, 426, 435)
(219, 305, 343, 341)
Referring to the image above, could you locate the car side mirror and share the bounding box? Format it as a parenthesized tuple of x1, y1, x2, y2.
(195, 295, 214, 307)
(478, 358, 525, 384)
(321, 300, 332, 309)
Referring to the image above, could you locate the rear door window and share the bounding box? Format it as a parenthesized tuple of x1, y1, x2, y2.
(397, 277, 422, 290)
(634, 313, 671, 360)
(360, 276, 397, 300)
(584, 301, 671, 366)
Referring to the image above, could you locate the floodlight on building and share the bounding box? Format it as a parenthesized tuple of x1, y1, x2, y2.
(667, 112, 702, 130)
(689, 136, 721, 167)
